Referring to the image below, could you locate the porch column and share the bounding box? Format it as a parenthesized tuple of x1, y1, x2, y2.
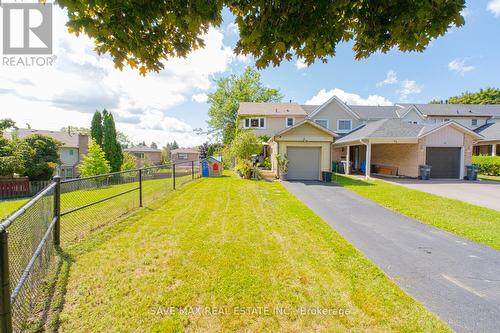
(365, 141, 371, 179)
(492, 144, 497, 157)
(345, 145, 350, 175)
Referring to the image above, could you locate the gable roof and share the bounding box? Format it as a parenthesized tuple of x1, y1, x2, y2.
(474, 122, 500, 141)
(124, 145, 160, 153)
(307, 95, 361, 120)
(171, 148, 199, 154)
(5, 128, 88, 148)
(335, 119, 482, 145)
(272, 119, 338, 139)
(238, 102, 307, 116)
(300, 105, 319, 115)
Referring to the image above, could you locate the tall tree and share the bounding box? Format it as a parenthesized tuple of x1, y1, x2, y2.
(207, 67, 282, 144)
(23, 135, 62, 180)
(58, 1, 465, 74)
(150, 142, 158, 149)
(431, 88, 500, 105)
(171, 141, 179, 150)
(102, 111, 123, 172)
(91, 111, 103, 146)
(79, 140, 111, 177)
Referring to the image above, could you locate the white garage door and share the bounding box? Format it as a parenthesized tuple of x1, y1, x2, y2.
(286, 147, 321, 180)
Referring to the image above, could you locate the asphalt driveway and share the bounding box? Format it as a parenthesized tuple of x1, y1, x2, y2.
(282, 180, 500, 333)
(380, 178, 500, 211)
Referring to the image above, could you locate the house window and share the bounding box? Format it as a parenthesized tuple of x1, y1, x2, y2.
(134, 152, 145, 159)
(286, 117, 294, 127)
(244, 117, 265, 128)
(314, 119, 329, 128)
(69, 149, 74, 156)
(178, 153, 188, 160)
(472, 119, 478, 126)
(337, 119, 352, 132)
(65, 167, 74, 179)
(408, 121, 418, 124)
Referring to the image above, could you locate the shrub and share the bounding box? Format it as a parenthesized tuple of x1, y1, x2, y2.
(235, 159, 253, 179)
(260, 157, 272, 170)
(221, 146, 233, 169)
(276, 154, 288, 174)
(472, 155, 500, 176)
(230, 131, 261, 160)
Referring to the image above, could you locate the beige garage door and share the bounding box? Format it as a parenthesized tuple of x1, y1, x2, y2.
(286, 147, 321, 180)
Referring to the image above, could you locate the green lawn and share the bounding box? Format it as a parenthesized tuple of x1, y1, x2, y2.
(479, 174, 500, 182)
(0, 198, 28, 220)
(334, 174, 500, 250)
(54, 175, 448, 332)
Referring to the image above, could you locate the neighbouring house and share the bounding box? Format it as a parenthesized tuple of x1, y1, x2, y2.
(4, 128, 89, 180)
(171, 148, 200, 165)
(238, 97, 498, 180)
(473, 122, 500, 156)
(123, 145, 161, 167)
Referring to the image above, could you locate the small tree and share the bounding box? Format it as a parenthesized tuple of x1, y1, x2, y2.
(121, 152, 137, 171)
(230, 131, 261, 160)
(143, 155, 153, 168)
(79, 140, 111, 177)
(23, 135, 62, 181)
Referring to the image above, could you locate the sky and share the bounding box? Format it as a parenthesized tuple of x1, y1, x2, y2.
(0, 0, 499, 148)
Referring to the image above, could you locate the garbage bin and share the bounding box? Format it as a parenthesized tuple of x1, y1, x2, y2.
(419, 165, 431, 180)
(322, 171, 332, 182)
(466, 165, 479, 181)
(332, 161, 339, 173)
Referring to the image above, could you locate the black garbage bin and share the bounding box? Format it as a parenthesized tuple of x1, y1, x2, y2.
(419, 165, 431, 180)
(466, 165, 479, 181)
(322, 171, 332, 182)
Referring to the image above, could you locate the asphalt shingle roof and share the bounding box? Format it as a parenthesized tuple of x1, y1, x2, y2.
(398, 103, 500, 117)
(238, 102, 307, 116)
(5, 129, 87, 148)
(474, 122, 500, 140)
(124, 145, 161, 153)
(335, 119, 425, 144)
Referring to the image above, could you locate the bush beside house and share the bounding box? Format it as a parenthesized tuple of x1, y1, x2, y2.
(472, 155, 500, 176)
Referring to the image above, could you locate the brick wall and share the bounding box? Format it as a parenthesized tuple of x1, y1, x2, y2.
(371, 144, 419, 177)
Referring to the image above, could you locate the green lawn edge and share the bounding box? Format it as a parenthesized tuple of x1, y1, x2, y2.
(51, 175, 449, 332)
(333, 174, 500, 250)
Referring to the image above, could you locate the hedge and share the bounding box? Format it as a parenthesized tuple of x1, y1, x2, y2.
(472, 155, 500, 176)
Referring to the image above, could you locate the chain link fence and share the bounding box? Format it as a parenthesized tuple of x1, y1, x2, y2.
(0, 161, 200, 332)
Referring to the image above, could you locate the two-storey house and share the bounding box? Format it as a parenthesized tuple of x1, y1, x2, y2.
(238, 96, 498, 180)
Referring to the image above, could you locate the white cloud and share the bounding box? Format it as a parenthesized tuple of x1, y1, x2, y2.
(448, 58, 475, 75)
(295, 58, 308, 70)
(192, 93, 208, 103)
(306, 88, 392, 106)
(0, 6, 235, 147)
(397, 80, 423, 101)
(376, 70, 398, 87)
(226, 22, 239, 35)
(487, 0, 500, 17)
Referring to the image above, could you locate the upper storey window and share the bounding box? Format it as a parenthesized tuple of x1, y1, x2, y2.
(244, 118, 265, 128)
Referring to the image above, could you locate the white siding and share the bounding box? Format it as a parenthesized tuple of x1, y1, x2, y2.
(425, 126, 464, 147)
(59, 147, 79, 166)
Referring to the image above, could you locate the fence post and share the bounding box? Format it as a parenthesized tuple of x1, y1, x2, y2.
(53, 176, 61, 247)
(138, 169, 143, 207)
(191, 161, 194, 180)
(173, 164, 176, 190)
(0, 230, 12, 333)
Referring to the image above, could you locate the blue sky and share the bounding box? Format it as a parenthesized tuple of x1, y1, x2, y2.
(1, 0, 499, 147)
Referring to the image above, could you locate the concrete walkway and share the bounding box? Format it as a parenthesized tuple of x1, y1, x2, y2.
(282, 181, 500, 333)
(381, 178, 500, 211)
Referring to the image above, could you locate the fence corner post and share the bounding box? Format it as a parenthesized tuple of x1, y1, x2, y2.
(191, 161, 194, 180)
(0, 230, 12, 333)
(53, 176, 61, 247)
(173, 164, 176, 190)
(138, 169, 143, 207)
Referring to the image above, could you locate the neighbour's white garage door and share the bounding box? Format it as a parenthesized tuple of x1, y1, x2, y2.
(286, 147, 321, 180)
